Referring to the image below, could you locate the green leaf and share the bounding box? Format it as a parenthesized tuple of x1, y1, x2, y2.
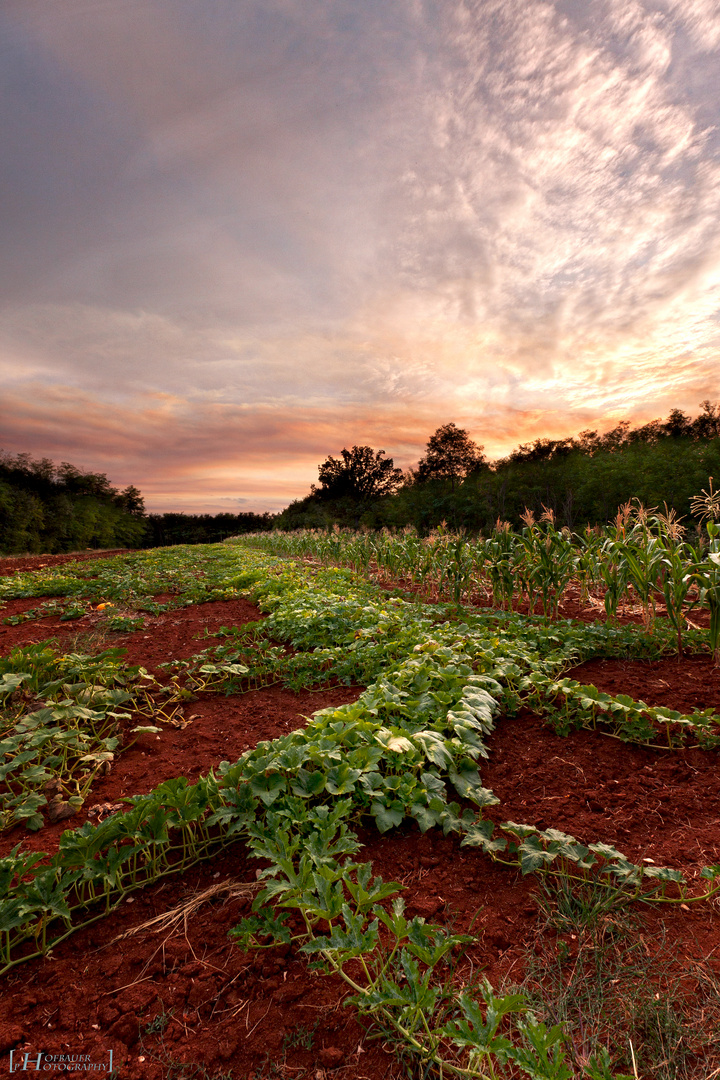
(461, 819, 508, 854)
(502, 821, 540, 839)
(371, 800, 404, 833)
(519, 835, 556, 875)
(588, 842, 627, 862)
(290, 769, 326, 798)
(249, 771, 287, 806)
(641, 865, 684, 883)
(325, 764, 361, 795)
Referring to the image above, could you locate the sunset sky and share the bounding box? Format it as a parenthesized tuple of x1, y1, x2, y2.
(2, 0, 720, 513)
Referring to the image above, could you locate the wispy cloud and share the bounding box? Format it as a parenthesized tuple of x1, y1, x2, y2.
(1, 0, 719, 511)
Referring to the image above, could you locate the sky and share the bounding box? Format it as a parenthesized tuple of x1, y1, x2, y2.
(2, 0, 720, 513)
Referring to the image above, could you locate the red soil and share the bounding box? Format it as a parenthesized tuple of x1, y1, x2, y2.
(0, 554, 718, 1079)
(0, 550, 131, 577)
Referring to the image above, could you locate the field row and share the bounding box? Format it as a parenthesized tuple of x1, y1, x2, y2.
(240, 503, 720, 658)
(1, 543, 719, 1077)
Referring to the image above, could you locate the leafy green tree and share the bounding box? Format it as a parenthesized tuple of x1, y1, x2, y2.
(693, 400, 720, 439)
(0, 485, 45, 552)
(416, 423, 486, 488)
(0, 451, 148, 553)
(274, 497, 333, 531)
(663, 408, 693, 439)
(114, 485, 145, 517)
(314, 446, 403, 501)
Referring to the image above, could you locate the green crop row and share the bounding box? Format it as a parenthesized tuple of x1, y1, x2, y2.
(236, 496, 720, 660)
(0, 644, 190, 830)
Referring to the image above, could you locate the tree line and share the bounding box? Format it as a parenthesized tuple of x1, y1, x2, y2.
(143, 511, 274, 548)
(0, 452, 273, 554)
(0, 452, 147, 554)
(276, 401, 720, 533)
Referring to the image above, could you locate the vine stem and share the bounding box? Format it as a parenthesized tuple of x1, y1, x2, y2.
(318, 947, 494, 1080)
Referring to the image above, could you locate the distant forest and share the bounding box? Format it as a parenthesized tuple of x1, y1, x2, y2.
(143, 511, 274, 548)
(0, 453, 272, 555)
(278, 401, 720, 534)
(3, 402, 720, 553)
(0, 453, 147, 555)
